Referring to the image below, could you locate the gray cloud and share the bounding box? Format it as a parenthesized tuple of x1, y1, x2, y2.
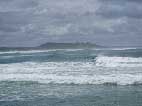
(100, 0, 142, 3)
(97, 1, 142, 19)
(0, 0, 142, 47)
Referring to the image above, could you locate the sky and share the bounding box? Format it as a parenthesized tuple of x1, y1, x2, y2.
(0, 0, 142, 47)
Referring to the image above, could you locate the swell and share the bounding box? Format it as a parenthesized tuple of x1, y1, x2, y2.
(0, 50, 96, 64)
(0, 49, 142, 64)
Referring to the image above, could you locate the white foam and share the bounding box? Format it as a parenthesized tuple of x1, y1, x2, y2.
(96, 56, 142, 67)
(0, 73, 142, 85)
(0, 50, 59, 54)
(108, 48, 137, 50)
(0, 62, 142, 85)
(0, 49, 84, 55)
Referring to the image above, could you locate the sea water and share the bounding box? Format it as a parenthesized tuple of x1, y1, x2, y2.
(0, 48, 142, 106)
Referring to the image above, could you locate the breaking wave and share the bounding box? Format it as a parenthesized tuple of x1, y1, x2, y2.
(95, 56, 142, 67)
(0, 48, 142, 85)
(0, 60, 142, 85)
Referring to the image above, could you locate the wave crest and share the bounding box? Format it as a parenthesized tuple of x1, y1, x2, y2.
(95, 56, 142, 67)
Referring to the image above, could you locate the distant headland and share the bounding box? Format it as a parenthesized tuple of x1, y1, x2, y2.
(38, 42, 103, 49)
(0, 42, 104, 50)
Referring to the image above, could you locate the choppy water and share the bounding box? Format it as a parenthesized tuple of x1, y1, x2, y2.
(0, 48, 142, 106)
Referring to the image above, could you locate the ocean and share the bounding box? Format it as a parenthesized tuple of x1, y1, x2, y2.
(0, 48, 142, 106)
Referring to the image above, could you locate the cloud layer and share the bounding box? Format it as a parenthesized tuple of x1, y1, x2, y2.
(0, 0, 142, 47)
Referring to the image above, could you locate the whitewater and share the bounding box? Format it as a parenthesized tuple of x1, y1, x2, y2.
(0, 48, 142, 85)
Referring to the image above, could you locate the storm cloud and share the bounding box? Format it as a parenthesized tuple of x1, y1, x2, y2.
(0, 0, 142, 47)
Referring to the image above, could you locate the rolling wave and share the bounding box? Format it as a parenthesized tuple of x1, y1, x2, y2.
(96, 56, 142, 67)
(0, 60, 142, 85)
(0, 49, 142, 85)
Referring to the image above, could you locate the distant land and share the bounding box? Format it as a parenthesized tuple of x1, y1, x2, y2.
(0, 42, 103, 51)
(38, 42, 103, 49)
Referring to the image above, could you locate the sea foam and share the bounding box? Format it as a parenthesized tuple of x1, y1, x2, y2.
(0, 61, 142, 85)
(96, 56, 142, 67)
